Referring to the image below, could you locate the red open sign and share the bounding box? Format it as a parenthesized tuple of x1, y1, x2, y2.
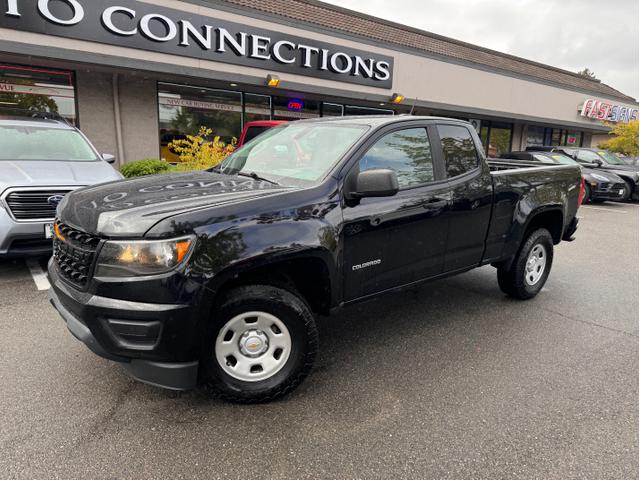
(287, 99, 304, 111)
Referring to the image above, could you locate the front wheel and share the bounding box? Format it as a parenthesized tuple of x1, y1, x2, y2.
(497, 228, 554, 300)
(200, 285, 318, 403)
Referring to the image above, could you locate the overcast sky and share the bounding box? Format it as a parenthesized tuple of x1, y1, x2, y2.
(322, 0, 639, 100)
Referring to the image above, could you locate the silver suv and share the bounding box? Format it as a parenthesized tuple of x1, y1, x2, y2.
(0, 117, 122, 257)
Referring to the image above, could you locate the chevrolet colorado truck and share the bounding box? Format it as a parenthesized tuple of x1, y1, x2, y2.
(48, 116, 582, 403)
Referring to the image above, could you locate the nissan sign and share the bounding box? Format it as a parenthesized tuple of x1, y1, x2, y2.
(1, 0, 394, 88)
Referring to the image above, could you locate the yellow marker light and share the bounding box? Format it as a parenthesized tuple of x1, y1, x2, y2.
(391, 93, 405, 104)
(266, 74, 280, 87)
(175, 239, 192, 263)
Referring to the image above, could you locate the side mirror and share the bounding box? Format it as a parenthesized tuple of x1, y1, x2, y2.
(353, 169, 399, 198)
(102, 153, 116, 164)
(593, 158, 603, 167)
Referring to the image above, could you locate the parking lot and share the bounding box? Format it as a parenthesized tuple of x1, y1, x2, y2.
(0, 201, 637, 480)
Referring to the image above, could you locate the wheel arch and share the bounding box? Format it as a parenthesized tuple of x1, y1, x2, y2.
(205, 250, 335, 316)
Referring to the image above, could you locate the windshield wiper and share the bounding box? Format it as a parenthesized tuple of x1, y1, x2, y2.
(236, 171, 280, 185)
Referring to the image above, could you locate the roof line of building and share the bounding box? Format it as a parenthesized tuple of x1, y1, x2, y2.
(210, 0, 637, 104)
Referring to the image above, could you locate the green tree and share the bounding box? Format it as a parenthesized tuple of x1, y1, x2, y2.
(598, 120, 639, 156)
(577, 68, 600, 82)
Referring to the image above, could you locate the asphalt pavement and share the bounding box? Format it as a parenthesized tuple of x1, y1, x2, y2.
(0, 202, 637, 480)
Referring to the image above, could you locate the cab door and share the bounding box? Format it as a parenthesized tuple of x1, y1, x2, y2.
(434, 123, 493, 272)
(341, 124, 451, 301)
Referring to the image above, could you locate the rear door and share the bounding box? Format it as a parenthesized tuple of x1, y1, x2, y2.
(434, 123, 494, 272)
(341, 123, 451, 300)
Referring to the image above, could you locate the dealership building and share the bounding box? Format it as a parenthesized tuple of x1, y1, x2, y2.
(0, 0, 638, 165)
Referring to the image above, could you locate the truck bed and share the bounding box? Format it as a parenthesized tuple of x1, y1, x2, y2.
(482, 159, 582, 264)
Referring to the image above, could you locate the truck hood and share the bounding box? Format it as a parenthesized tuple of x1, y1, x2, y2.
(58, 171, 298, 237)
(0, 160, 122, 194)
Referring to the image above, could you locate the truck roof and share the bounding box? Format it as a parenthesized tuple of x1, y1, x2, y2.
(294, 115, 472, 127)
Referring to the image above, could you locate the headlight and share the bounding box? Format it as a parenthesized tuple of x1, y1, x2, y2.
(591, 173, 610, 182)
(95, 236, 195, 277)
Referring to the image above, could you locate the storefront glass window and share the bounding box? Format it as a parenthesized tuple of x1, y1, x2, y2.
(564, 130, 582, 146)
(273, 96, 319, 120)
(478, 120, 512, 157)
(488, 123, 512, 157)
(244, 93, 271, 123)
(322, 103, 343, 117)
(0, 63, 77, 124)
(158, 83, 241, 162)
(344, 105, 393, 116)
(526, 126, 545, 147)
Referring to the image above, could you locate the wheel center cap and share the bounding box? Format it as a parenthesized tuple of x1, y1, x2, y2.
(527, 257, 537, 272)
(239, 330, 269, 358)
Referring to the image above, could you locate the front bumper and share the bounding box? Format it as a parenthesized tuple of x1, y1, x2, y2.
(0, 208, 53, 257)
(591, 182, 627, 201)
(48, 260, 200, 391)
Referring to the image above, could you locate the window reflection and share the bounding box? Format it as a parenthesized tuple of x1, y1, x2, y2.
(437, 125, 478, 177)
(359, 128, 434, 188)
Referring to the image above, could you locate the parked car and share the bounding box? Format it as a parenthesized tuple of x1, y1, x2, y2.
(552, 147, 639, 201)
(0, 117, 122, 257)
(237, 120, 288, 147)
(48, 116, 582, 402)
(500, 151, 627, 203)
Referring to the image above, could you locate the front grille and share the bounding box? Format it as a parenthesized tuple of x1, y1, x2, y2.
(5, 189, 73, 221)
(53, 221, 101, 287)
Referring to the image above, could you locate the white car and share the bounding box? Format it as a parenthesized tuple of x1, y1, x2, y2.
(0, 117, 122, 257)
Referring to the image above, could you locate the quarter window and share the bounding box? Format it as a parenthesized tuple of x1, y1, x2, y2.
(359, 128, 434, 189)
(437, 125, 479, 177)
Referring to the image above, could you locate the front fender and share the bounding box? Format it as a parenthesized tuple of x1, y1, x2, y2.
(185, 218, 340, 303)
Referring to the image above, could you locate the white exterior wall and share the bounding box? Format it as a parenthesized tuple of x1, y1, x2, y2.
(1, 0, 636, 131)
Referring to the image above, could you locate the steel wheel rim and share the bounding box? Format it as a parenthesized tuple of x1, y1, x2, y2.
(215, 311, 292, 382)
(525, 243, 547, 286)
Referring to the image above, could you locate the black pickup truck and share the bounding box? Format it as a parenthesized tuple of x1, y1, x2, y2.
(48, 116, 582, 403)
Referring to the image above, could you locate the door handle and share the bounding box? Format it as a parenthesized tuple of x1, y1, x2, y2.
(422, 197, 448, 209)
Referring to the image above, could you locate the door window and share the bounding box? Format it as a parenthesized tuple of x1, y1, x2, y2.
(359, 128, 434, 189)
(437, 125, 479, 177)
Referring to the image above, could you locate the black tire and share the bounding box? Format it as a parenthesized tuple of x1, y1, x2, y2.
(622, 181, 632, 201)
(497, 228, 554, 300)
(200, 285, 318, 403)
(582, 183, 591, 204)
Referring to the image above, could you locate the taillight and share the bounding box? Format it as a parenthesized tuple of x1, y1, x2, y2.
(578, 176, 586, 207)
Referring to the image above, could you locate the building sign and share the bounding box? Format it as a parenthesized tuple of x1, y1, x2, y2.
(158, 96, 241, 112)
(579, 98, 639, 123)
(0, 0, 394, 88)
(0, 82, 75, 98)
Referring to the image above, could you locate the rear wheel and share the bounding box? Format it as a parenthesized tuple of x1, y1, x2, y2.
(497, 228, 554, 300)
(200, 285, 318, 403)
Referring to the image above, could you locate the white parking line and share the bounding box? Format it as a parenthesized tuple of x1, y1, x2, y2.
(26, 258, 51, 291)
(582, 206, 628, 213)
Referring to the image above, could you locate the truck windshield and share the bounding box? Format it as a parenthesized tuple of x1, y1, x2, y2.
(596, 150, 627, 165)
(219, 123, 368, 185)
(0, 126, 98, 161)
